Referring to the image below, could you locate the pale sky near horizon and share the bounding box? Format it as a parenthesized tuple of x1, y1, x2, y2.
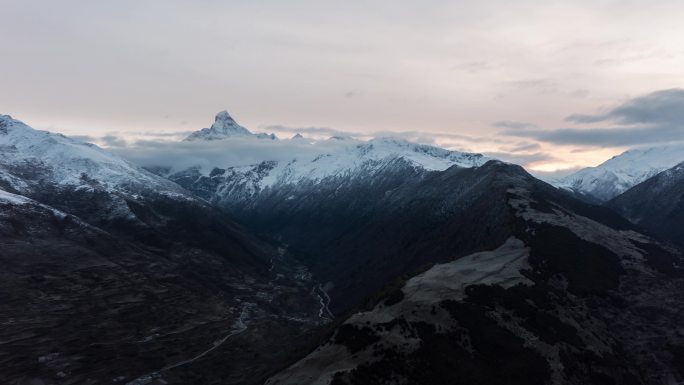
(2, 0, 684, 174)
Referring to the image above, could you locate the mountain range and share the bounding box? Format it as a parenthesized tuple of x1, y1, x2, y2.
(2, 111, 684, 385)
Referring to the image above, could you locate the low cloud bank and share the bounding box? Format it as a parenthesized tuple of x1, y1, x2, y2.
(502, 89, 684, 147)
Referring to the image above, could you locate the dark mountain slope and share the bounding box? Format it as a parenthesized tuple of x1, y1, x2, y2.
(609, 162, 684, 247)
(266, 162, 684, 385)
(0, 207, 323, 384)
(210, 160, 639, 312)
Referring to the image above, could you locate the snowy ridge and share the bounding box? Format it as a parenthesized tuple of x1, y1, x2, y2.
(0, 114, 192, 198)
(221, 138, 488, 190)
(171, 111, 490, 198)
(553, 143, 684, 201)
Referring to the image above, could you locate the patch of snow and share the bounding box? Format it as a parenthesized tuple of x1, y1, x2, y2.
(0, 188, 72, 220)
(0, 189, 32, 205)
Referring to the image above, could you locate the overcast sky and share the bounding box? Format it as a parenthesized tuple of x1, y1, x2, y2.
(2, 0, 684, 173)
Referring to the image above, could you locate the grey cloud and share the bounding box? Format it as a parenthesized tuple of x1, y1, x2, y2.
(570, 147, 595, 153)
(101, 135, 127, 148)
(492, 120, 538, 130)
(569, 89, 590, 98)
(73, 131, 193, 148)
(133, 131, 195, 138)
(566, 89, 684, 125)
(264, 125, 361, 138)
(510, 79, 548, 89)
(504, 89, 684, 147)
(563, 114, 607, 124)
(114, 137, 339, 173)
(71, 135, 98, 143)
(506, 142, 542, 153)
(265, 125, 512, 145)
(593, 58, 621, 67)
(71, 133, 129, 148)
(452, 61, 492, 73)
(592, 52, 658, 68)
(509, 79, 556, 92)
(530, 167, 582, 181)
(371, 131, 511, 145)
(502, 126, 684, 147)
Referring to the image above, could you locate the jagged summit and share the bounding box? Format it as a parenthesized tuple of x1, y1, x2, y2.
(185, 110, 253, 141)
(212, 110, 250, 134)
(184, 110, 282, 141)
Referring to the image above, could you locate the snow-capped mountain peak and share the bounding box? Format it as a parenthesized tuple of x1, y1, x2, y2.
(184, 110, 254, 141)
(0, 114, 190, 199)
(553, 143, 684, 201)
